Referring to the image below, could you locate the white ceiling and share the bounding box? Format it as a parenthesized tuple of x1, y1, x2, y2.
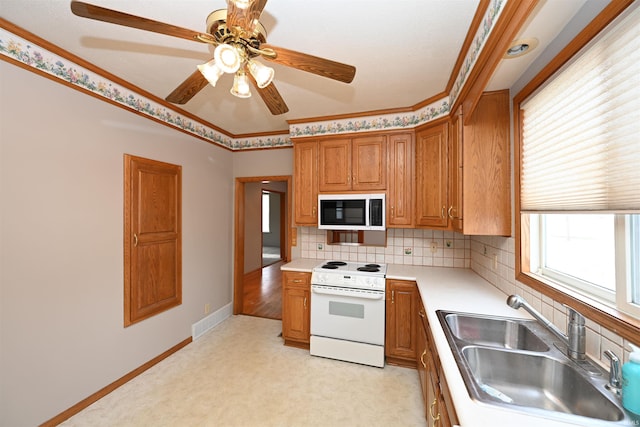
(2, 0, 588, 136)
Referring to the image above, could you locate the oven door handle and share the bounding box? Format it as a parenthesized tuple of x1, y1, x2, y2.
(311, 286, 384, 300)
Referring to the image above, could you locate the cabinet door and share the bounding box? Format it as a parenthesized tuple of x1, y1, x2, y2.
(352, 135, 387, 191)
(282, 286, 310, 342)
(387, 133, 414, 227)
(385, 280, 418, 364)
(415, 121, 449, 228)
(293, 140, 318, 225)
(449, 107, 463, 232)
(282, 272, 311, 344)
(319, 138, 351, 192)
(417, 308, 428, 406)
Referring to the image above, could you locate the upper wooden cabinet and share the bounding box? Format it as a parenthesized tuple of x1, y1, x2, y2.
(450, 90, 511, 235)
(293, 140, 318, 226)
(319, 135, 387, 192)
(415, 120, 449, 228)
(387, 133, 414, 227)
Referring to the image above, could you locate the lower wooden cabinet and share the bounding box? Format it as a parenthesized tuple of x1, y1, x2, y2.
(385, 280, 419, 367)
(417, 294, 458, 427)
(282, 271, 311, 348)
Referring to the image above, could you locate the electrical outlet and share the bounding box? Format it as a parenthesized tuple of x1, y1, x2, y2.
(493, 254, 498, 270)
(430, 242, 438, 253)
(483, 245, 488, 255)
(317, 243, 323, 250)
(405, 248, 412, 255)
(204, 303, 211, 315)
(445, 240, 452, 248)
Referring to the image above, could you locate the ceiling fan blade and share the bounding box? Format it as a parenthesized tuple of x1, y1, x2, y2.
(165, 70, 209, 104)
(261, 44, 356, 84)
(248, 74, 289, 115)
(70, 1, 210, 43)
(226, 0, 268, 34)
(247, 0, 268, 32)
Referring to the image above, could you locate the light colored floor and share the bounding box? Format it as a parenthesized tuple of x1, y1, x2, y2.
(61, 315, 427, 427)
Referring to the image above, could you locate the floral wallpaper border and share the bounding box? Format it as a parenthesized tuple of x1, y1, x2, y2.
(0, 27, 290, 151)
(289, 0, 507, 138)
(289, 97, 450, 138)
(2, 0, 505, 145)
(450, 0, 506, 104)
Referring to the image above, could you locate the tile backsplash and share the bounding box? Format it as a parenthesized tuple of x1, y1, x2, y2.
(298, 227, 470, 267)
(470, 235, 634, 366)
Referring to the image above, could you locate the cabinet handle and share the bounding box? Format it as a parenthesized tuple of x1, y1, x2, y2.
(441, 206, 445, 219)
(419, 309, 426, 318)
(133, 233, 138, 247)
(312, 206, 316, 216)
(391, 206, 395, 218)
(430, 399, 440, 426)
(391, 290, 395, 304)
(447, 206, 454, 219)
(304, 297, 307, 309)
(293, 279, 302, 283)
(420, 349, 427, 368)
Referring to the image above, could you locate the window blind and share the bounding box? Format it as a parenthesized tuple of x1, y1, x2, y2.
(520, 5, 640, 213)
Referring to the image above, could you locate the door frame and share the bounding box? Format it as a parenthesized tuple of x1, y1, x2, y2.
(234, 175, 292, 315)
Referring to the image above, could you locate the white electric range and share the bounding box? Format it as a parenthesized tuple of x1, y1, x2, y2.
(309, 261, 387, 368)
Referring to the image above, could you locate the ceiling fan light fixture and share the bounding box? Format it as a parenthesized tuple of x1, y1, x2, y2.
(230, 71, 252, 98)
(247, 59, 274, 88)
(197, 59, 224, 86)
(214, 43, 242, 73)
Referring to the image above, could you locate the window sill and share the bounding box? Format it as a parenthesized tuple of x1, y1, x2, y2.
(516, 271, 640, 345)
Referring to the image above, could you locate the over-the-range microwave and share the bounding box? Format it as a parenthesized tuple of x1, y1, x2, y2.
(318, 194, 385, 231)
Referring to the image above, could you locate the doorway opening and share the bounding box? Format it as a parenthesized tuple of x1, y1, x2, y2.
(234, 176, 292, 320)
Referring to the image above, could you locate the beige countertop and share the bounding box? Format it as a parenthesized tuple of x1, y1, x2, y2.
(281, 259, 598, 427)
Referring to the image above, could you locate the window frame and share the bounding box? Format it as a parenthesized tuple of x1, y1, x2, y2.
(514, 0, 640, 344)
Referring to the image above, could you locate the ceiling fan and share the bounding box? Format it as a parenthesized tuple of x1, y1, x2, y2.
(70, 0, 357, 115)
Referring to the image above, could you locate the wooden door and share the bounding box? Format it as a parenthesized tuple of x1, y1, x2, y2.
(352, 135, 387, 190)
(387, 133, 414, 227)
(415, 121, 449, 228)
(124, 155, 182, 326)
(293, 140, 318, 225)
(318, 138, 351, 192)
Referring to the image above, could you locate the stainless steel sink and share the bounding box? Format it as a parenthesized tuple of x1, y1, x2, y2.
(436, 310, 637, 425)
(462, 346, 623, 421)
(442, 312, 548, 351)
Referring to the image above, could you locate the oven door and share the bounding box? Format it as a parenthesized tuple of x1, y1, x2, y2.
(310, 284, 385, 346)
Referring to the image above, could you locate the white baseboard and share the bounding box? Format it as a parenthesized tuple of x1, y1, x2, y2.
(191, 302, 232, 340)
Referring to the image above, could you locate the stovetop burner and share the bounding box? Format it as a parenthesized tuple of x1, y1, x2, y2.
(313, 261, 387, 277)
(321, 261, 348, 269)
(357, 266, 380, 272)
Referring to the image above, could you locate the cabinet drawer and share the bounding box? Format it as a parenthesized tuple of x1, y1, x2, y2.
(284, 271, 311, 288)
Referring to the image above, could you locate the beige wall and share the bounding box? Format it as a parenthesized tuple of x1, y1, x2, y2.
(0, 63, 234, 426)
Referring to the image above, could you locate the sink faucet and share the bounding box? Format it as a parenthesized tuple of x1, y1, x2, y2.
(603, 350, 622, 395)
(507, 294, 586, 360)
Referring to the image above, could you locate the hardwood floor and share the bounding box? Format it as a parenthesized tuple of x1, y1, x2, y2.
(242, 261, 283, 320)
